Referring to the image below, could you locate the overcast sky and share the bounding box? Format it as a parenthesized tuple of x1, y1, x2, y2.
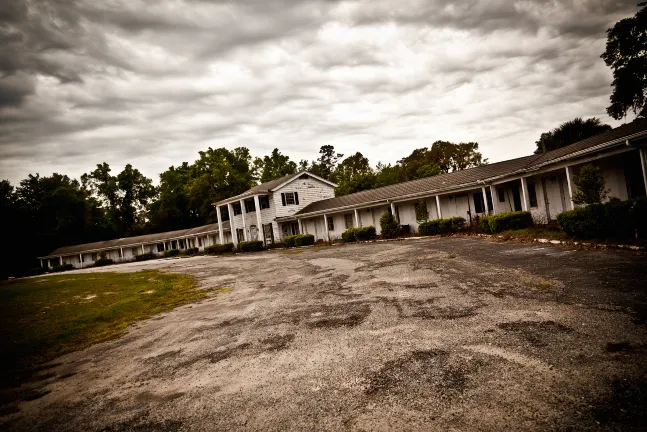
(0, 0, 639, 185)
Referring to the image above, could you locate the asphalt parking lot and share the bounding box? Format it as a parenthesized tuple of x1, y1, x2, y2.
(5, 237, 647, 431)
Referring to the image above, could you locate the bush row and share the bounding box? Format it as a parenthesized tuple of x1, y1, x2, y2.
(479, 211, 533, 234)
(239, 240, 264, 252)
(52, 263, 74, 272)
(341, 226, 377, 242)
(94, 258, 114, 267)
(135, 252, 156, 261)
(163, 249, 180, 257)
(185, 247, 199, 255)
(418, 217, 466, 236)
(557, 198, 647, 239)
(284, 234, 315, 248)
(205, 243, 234, 254)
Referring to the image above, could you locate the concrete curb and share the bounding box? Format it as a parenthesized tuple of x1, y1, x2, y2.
(474, 233, 646, 252)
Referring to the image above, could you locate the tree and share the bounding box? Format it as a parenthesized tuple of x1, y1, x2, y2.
(255, 148, 297, 183)
(602, 2, 647, 120)
(414, 200, 429, 223)
(572, 164, 608, 205)
(398, 141, 487, 180)
(310, 145, 343, 180)
(535, 118, 612, 154)
(333, 152, 376, 195)
(379, 212, 400, 239)
(149, 163, 199, 232)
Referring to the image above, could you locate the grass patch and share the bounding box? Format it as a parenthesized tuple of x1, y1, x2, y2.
(0, 270, 204, 387)
(496, 227, 572, 241)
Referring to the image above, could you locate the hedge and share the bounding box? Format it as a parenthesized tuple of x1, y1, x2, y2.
(52, 263, 74, 272)
(239, 240, 264, 252)
(204, 243, 234, 254)
(135, 252, 156, 261)
(294, 234, 315, 247)
(185, 247, 199, 255)
(94, 258, 113, 267)
(163, 249, 180, 257)
(557, 198, 647, 239)
(379, 212, 400, 239)
(341, 226, 377, 242)
(480, 211, 533, 234)
(418, 217, 466, 236)
(284, 235, 298, 248)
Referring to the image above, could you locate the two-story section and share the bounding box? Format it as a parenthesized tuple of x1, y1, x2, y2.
(213, 171, 336, 247)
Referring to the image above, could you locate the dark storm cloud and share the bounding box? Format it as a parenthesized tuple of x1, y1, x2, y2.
(0, 0, 640, 184)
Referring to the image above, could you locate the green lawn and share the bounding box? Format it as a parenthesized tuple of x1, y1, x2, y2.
(0, 270, 205, 387)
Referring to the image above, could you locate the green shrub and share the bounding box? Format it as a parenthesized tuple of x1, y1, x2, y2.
(239, 240, 264, 252)
(557, 198, 647, 240)
(204, 243, 234, 254)
(185, 247, 199, 255)
(163, 249, 180, 257)
(30, 267, 46, 276)
(284, 235, 298, 248)
(418, 217, 466, 236)
(479, 215, 492, 234)
(294, 234, 315, 247)
(486, 211, 533, 233)
(356, 226, 376, 241)
(341, 229, 357, 243)
(380, 212, 400, 239)
(52, 263, 74, 272)
(94, 258, 113, 267)
(135, 252, 155, 261)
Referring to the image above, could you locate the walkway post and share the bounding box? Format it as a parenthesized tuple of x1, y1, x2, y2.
(228, 203, 238, 248)
(323, 214, 330, 242)
(520, 177, 529, 211)
(216, 205, 225, 245)
(239, 199, 248, 241)
(565, 166, 575, 210)
(354, 208, 361, 228)
(253, 195, 265, 244)
(481, 187, 489, 214)
(640, 148, 647, 195)
(435, 196, 442, 219)
(489, 185, 497, 214)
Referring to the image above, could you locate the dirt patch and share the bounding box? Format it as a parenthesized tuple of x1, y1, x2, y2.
(365, 349, 486, 411)
(588, 377, 647, 429)
(389, 298, 481, 320)
(305, 303, 372, 329)
(497, 320, 573, 347)
(260, 334, 295, 351)
(606, 342, 633, 353)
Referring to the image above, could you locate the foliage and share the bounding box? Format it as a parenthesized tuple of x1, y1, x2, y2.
(557, 198, 647, 239)
(254, 148, 297, 183)
(602, 2, 647, 119)
(93, 258, 114, 267)
(480, 211, 533, 234)
(52, 264, 74, 272)
(204, 243, 234, 254)
(342, 227, 377, 242)
(98, 250, 107, 260)
(0, 270, 201, 387)
(239, 240, 264, 252)
(284, 235, 298, 248)
(135, 252, 156, 261)
(572, 164, 608, 205)
(418, 217, 466, 236)
(163, 249, 180, 257)
(398, 141, 487, 180)
(379, 212, 400, 239)
(309, 145, 344, 180)
(534, 118, 612, 154)
(185, 247, 199, 255)
(294, 234, 315, 247)
(30, 267, 46, 276)
(414, 200, 429, 223)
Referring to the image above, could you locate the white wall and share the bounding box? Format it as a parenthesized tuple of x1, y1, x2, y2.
(273, 176, 335, 219)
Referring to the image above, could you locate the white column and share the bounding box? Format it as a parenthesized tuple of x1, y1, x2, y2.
(253, 195, 265, 244)
(435, 195, 442, 219)
(120, 248, 123, 259)
(141, 245, 145, 254)
(354, 208, 361, 228)
(520, 177, 529, 211)
(481, 187, 489, 214)
(79, 254, 82, 268)
(565, 166, 575, 210)
(239, 199, 248, 241)
(298, 218, 303, 234)
(216, 205, 224, 245)
(40, 259, 44, 268)
(59, 256, 63, 265)
(164, 241, 167, 250)
(489, 185, 497, 214)
(390, 202, 398, 222)
(228, 203, 238, 248)
(323, 214, 330, 242)
(639, 148, 647, 195)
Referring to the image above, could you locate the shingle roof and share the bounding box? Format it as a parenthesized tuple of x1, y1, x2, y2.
(41, 221, 230, 258)
(290, 119, 647, 217)
(214, 172, 303, 205)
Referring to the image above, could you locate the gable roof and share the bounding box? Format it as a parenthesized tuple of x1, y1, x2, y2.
(40, 221, 230, 258)
(214, 171, 336, 206)
(288, 119, 647, 217)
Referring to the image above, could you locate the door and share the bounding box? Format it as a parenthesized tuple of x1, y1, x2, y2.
(263, 224, 274, 246)
(511, 187, 522, 212)
(250, 225, 258, 241)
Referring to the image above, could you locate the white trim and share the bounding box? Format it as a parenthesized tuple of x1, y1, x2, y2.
(272, 171, 337, 191)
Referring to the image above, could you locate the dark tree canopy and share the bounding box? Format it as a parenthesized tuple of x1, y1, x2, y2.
(602, 2, 647, 120)
(534, 117, 612, 154)
(255, 148, 297, 183)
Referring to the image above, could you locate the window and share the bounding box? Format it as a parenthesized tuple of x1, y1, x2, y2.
(132, 247, 139, 256)
(473, 193, 485, 214)
(281, 192, 299, 206)
(171, 240, 177, 249)
(486, 190, 493, 213)
(259, 195, 270, 209)
(92, 253, 98, 261)
(198, 237, 202, 247)
(157, 243, 164, 252)
(327, 216, 334, 231)
(528, 182, 538, 208)
(232, 203, 242, 215)
(345, 214, 354, 229)
(497, 187, 505, 203)
(244, 199, 256, 213)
